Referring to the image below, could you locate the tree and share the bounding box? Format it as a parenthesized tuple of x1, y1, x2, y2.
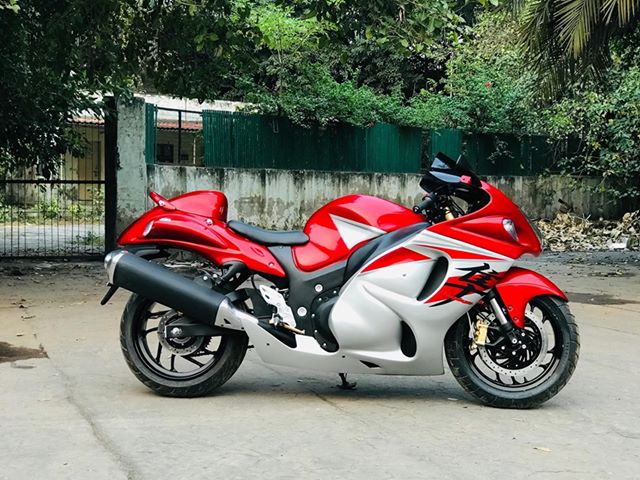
(518, 0, 640, 92)
(0, 0, 140, 173)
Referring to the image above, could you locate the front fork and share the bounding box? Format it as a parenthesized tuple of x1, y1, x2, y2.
(474, 290, 520, 347)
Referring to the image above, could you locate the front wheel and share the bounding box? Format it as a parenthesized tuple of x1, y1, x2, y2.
(445, 295, 579, 408)
(120, 294, 248, 397)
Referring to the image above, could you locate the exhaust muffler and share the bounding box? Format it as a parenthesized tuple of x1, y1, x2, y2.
(103, 250, 256, 331)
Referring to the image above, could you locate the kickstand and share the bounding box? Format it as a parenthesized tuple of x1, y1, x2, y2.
(337, 373, 357, 390)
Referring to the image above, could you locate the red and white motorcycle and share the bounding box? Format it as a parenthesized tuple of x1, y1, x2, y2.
(103, 154, 579, 408)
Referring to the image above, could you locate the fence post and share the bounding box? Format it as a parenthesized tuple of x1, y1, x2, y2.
(145, 103, 156, 165)
(104, 96, 118, 253)
(116, 97, 148, 234)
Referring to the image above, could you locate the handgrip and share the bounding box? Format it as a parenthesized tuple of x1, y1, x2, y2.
(413, 194, 434, 213)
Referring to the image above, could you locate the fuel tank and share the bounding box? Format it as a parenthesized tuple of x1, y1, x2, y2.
(293, 195, 424, 271)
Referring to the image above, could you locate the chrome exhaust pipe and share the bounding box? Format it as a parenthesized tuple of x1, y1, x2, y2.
(104, 250, 256, 331)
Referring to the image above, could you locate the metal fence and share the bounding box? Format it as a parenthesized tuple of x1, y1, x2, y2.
(424, 129, 575, 175)
(0, 123, 106, 257)
(143, 106, 575, 176)
(145, 105, 204, 166)
(201, 111, 423, 173)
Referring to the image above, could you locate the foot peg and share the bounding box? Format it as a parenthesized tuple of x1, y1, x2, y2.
(337, 373, 357, 390)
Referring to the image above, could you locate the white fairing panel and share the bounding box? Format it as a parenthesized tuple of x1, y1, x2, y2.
(247, 228, 514, 376)
(329, 214, 385, 249)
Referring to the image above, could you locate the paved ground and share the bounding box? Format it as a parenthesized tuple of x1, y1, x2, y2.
(0, 223, 104, 257)
(1, 253, 639, 480)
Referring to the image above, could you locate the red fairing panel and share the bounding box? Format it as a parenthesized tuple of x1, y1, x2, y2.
(118, 192, 285, 278)
(494, 267, 568, 328)
(428, 182, 542, 260)
(361, 247, 429, 273)
(293, 195, 425, 271)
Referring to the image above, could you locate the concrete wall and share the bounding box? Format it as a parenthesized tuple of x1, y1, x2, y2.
(116, 98, 633, 232)
(143, 165, 629, 230)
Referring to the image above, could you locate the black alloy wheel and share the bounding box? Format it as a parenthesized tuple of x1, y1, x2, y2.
(445, 295, 579, 408)
(120, 294, 248, 397)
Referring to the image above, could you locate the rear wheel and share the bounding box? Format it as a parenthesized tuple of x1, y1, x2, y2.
(445, 295, 579, 408)
(120, 294, 248, 397)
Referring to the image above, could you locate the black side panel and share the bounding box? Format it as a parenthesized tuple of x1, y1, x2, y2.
(311, 296, 339, 352)
(344, 222, 429, 283)
(267, 246, 346, 339)
(343, 238, 382, 282)
(417, 256, 449, 302)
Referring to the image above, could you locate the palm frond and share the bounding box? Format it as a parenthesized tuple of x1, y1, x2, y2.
(556, 0, 602, 58)
(603, 0, 638, 24)
(516, 0, 640, 94)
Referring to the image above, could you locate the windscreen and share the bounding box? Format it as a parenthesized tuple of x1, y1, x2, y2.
(420, 152, 481, 192)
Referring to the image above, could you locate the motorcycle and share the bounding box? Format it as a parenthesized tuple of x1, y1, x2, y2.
(102, 153, 579, 408)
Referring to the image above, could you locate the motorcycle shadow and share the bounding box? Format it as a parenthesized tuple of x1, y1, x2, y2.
(202, 373, 475, 406)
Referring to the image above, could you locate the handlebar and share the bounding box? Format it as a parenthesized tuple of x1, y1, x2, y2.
(413, 194, 435, 214)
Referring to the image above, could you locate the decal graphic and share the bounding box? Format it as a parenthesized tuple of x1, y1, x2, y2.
(362, 247, 430, 273)
(429, 263, 501, 306)
(329, 214, 385, 249)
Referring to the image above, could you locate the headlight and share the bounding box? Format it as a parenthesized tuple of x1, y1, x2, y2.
(502, 218, 519, 242)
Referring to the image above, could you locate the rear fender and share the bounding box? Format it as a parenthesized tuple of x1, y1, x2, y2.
(118, 212, 286, 278)
(494, 267, 568, 328)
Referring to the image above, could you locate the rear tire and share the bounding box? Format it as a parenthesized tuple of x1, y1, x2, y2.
(445, 295, 579, 409)
(120, 293, 248, 397)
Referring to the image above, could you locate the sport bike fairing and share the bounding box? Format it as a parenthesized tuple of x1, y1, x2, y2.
(117, 156, 544, 376)
(105, 153, 578, 407)
(247, 226, 515, 376)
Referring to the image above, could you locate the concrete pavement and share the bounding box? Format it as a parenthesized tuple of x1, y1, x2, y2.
(0, 223, 104, 257)
(1, 253, 639, 479)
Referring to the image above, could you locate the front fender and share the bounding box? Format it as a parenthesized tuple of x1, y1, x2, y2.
(494, 267, 568, 328)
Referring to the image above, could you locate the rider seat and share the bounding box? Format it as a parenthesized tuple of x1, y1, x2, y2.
(227, 220, 309, 246)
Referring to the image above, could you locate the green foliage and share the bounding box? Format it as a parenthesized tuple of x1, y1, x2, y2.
(518, 0, 640, 94)
(302, 0, 470, 56)
(296, 12, 540, 134)
(0, 0, 20, 12)
(541, 30, 640, 198)
(0, 200, 11, 223)
(37, 199, 60, 220)
(75, 231, 103, 246)
(252, 3, 330, 53)
(411, 13, 540, 133)
(0, 0, 137, 173)
(240, 9, 539, 132)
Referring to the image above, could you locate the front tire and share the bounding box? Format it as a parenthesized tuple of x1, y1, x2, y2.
(445, 295, 579, 408)
(120, 294, 248, 397)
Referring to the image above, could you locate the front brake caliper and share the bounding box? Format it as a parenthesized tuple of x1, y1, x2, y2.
(473, 318, 491, 347)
